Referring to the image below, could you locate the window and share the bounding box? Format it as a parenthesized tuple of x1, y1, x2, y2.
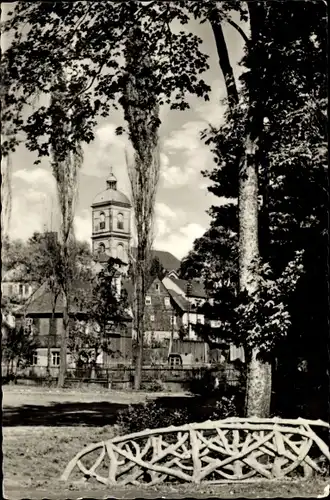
(117, 244, 124, 261)
(155, 283, 160, 292)
(150, 315, 155, 322)
(32, 352, 38, 366)
(52, 351, 60, 366)
(170, 316, 176, 325)
(164, 297, 170, 308)
(99, 212, 106, 230)
(145, 296, 151, 305)
(98, 243, 105, 253)
(19, 284, 23, 295)
(117, 213, 124, 230)
(24, 317, 33, 333)
(8, 284, 13, 295)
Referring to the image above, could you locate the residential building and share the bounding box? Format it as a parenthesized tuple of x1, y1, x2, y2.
(1, 265, 35, 301)
(14, 281, 133, 372)
(122, 276, 177, 345)
(162, 275, 207, 339)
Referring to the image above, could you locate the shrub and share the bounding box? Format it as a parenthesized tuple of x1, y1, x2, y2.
(116, 394, 240, 435)
(210, 395, 237, 420)
(117, 400, 190, 434)
(140, 379, 165, 392)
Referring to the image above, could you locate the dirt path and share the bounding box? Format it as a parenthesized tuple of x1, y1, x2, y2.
(4, 479, 330, 499)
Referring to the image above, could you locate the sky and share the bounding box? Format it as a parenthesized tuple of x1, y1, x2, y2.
(3, 5, 245, 260)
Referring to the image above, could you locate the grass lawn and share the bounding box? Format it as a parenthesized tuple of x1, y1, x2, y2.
(2, 385, 329, 499)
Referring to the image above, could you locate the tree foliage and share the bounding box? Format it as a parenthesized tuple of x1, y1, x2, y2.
(181, 1, 328, 416)
(2, 322, 39, 377)
(68, 257, 130, 366)
(1, 1, 211, 160)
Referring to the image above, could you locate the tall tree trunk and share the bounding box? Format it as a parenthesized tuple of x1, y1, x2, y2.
(239, 136, 272, 417)
(208, 2, 272, 417)
(47, 294, 58, 377)
(134, 261, 145, 389)
(58, 290, 68, 388)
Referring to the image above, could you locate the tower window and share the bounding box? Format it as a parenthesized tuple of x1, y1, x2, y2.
(145, 296, 151, 305)
(98, 243, 105, 253)
(117, 244, 124, 261)
(117, 213, 124, 230)
(99, 212, 106, 230)
(164, 297, 170, 308)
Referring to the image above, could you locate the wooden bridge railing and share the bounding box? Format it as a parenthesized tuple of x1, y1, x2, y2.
(61, 417, 330, 485)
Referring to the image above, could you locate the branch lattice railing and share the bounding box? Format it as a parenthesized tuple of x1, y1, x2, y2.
(61, 417, 330, 485)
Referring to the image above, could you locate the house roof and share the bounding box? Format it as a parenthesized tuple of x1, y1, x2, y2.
(1, 265, 34, 283)
(18, 280, 92, 316)
(167, 290, 190, 312)
(130, 248, 180, 272)
(170, 278, 207, 298)
(152, 250, 181, 271)
(93, 249, 180, 272)
(16, 279, 130, 321)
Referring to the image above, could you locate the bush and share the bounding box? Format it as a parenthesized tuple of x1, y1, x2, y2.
(209, 395, 237, 420)
(140, 379, 166, 392)
(116, 394, 240, 435)
(117, 400, 190, 434)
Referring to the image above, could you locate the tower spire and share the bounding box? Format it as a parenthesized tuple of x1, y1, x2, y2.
(106, 167, 117, 190)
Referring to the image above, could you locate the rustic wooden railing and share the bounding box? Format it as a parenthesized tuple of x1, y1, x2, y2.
(61, 417, 330, 485)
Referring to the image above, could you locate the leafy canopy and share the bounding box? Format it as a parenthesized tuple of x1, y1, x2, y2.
(1, 1, 211, 161)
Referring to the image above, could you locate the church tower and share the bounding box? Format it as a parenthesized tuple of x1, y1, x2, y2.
(91, 169, 131, 265)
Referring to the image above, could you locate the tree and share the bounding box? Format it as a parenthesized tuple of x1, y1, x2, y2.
(182, 1, 327, 416)
(69, 257, 129, 369)
(3, 234, 94, 377)
(147, 256, 166, 287)
(122, 35, 161, 389)
(2, 313, 39, 378)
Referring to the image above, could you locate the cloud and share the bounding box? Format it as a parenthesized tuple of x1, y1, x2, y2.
(195, 78, 227, 127)
(13, 167, 56, 190)
(9, 188, 58, 240)
(82, 122, 132, 202)
(155, 202, 176, 220)
(74, 209, 92, 246)
(9, 167, 60, 240)
(155, 222, 206, 260)
(161, 120, 214, 189)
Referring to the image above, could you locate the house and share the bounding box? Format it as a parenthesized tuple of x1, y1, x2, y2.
(1, 265, 35, 301)
(14, 280, 133, 372)
(122, 276, 177, 345)
(162, 275, 207, 339)
(167, 290, 204, 341)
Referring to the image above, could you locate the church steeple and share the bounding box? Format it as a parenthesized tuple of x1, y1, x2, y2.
(91, 166, 131, 269)
(106, 167, 117, 190)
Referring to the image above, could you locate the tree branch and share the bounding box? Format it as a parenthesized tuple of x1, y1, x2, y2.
(224, 16, 250, 46)
(208, 10, 239, 111)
